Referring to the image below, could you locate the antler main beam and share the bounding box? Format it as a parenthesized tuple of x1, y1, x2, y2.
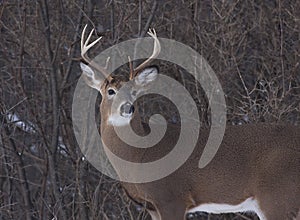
(81, 24, 111, 79)
(129, 29, 161, 79)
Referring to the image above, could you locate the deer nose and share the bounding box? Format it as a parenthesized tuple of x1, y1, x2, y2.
(120, 102, 135, 117)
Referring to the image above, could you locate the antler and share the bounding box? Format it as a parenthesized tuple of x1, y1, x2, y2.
(129, 29, 161, 79)
(81, 24, 112, 80)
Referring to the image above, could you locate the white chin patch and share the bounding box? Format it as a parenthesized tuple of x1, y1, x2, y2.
(108, 114, 131, 127)
(121, 113, 132, 118)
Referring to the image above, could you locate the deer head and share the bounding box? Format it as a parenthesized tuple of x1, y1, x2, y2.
(80, 25, 160, 127)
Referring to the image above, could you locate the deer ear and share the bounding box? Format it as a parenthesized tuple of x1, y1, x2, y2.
(80, 62, 103, 91)
(135, 66, 158, 85)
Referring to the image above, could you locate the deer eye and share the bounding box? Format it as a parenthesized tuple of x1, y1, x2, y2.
(107, 88, 116, 96)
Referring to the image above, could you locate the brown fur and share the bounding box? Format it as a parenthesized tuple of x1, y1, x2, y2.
(81, 66, 300, 220)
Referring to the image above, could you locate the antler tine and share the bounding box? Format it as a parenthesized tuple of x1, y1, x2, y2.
(132, 28, 161, 77)
(81, 24, 111, 79)
(128, 56, 134, 80)
(81, 25, 102, 62)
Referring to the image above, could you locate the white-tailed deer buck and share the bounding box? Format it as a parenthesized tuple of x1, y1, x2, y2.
(80, 25, 300, 220)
